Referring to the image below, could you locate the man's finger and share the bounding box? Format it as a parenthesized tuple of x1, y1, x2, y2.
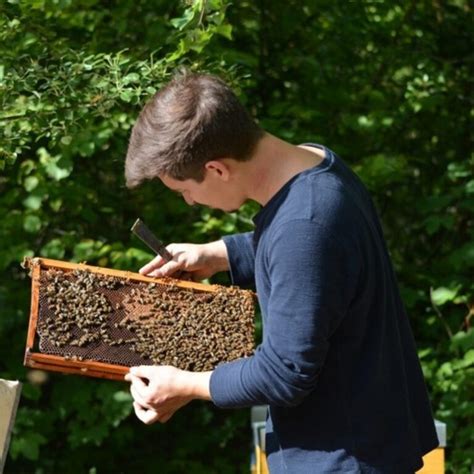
(151, 259, 182, 277)
(125, 371, 146, 384)
(127, 372, 149, 390)
(133, 402, 160, 425)
(130, 384, 154, 410)
(127, 371, 151, 400)
(139, 256, 165, 275)
(129, 365, 156, 379)
(129, 376, 154, 406)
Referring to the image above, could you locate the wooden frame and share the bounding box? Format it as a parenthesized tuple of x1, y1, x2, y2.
(23, 257, 228, 381)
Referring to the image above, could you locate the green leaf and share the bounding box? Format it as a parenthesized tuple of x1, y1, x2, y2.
(170, 8, 196, 30)
(119, 90, 134, 102)
(113, 391, 132, 403)
(448, 242, 474, 269)
(23, 194, 42, 210)
(38, 148, 73, 180)
(23, 215, 42, 233)
(23, 176, 39, 192)
(72, 240, 103, 262)
(40, 238, 66, 259)
(215, 24, 233, 39)
(423, 214, 456, 234)
(451, 329, 474, 352)
(447, 162, 471, 180)
(418, 347, 433, 359)
(11, 432, 47, 461)
(431, 287, 458, 306)
(46, 156, 73, 181)
(455, 349, 474, 369)
(123, 73, 140, 84)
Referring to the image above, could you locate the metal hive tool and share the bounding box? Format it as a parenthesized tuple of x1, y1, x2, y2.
(23, 258, 255, 381)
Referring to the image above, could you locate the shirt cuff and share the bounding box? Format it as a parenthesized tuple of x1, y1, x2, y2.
(210, 359, 250, 408)
(222, 233, 255, 288)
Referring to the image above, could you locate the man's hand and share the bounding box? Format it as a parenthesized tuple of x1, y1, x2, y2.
(124, 365, 212, 424)
(139, 240, 229, 281)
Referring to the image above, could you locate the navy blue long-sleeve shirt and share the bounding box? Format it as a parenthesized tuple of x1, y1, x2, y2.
(209, 145, 438, 473)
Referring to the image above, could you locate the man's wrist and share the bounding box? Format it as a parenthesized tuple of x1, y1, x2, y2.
(204, 240, 229, 273)
(178, 370, 213, 401)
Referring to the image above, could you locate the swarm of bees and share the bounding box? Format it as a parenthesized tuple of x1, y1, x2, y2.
(37, 268, 255, 371)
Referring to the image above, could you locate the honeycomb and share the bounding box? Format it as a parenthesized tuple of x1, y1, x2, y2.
(30, 264, 255, 374)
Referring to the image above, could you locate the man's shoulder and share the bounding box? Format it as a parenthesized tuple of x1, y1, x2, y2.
(278, 170, 360, 227)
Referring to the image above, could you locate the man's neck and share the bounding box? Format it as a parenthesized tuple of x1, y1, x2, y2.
(242, 134, 325, 206)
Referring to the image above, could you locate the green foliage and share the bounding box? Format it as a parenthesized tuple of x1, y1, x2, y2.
(0, 0, 472, 472)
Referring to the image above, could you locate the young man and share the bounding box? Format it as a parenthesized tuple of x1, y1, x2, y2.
(124, 72, 438, 473)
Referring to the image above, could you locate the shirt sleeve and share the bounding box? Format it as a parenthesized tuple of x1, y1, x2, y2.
(210, 219, 361, 408)
(222, 232, 255, 289)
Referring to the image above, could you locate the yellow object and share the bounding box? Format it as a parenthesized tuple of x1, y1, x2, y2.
(254, 445, 269, 474)
(252, 448, 445, 474)
(417, 448, 445, 474)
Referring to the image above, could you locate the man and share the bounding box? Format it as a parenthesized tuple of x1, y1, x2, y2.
(124, 72, 438, 473)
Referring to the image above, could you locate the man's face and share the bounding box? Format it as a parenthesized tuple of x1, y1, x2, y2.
(160, 165, 246, 212)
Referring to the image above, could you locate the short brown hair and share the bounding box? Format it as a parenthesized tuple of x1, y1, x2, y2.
(125, 72, 264, 187)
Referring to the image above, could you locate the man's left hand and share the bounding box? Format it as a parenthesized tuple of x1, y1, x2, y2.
(124, 365, 212, 424)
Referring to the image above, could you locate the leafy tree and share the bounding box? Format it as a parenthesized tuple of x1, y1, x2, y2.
(1, 1, 250, 473)
(1, 0, 472, 472)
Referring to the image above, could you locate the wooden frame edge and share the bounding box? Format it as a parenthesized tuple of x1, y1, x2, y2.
(25, 264, 41, 353)
(25, 352, 129, 381)
(33, 257, 219, 292)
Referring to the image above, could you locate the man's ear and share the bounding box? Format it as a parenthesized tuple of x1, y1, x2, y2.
(204, 160, 231, 181)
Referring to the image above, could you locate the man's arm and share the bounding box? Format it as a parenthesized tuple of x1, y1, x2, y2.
(138, 232, 256, 287)
(210, 219, 361, 408)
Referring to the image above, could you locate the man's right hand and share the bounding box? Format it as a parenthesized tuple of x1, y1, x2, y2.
(139, 240, 229, 281)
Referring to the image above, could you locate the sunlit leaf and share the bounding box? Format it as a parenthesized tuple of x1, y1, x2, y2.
(431, 287, 458, 306)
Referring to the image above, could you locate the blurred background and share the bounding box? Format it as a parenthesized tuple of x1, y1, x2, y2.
(0, 1, 472, 472)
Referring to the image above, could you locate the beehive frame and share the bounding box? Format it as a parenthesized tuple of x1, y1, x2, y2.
(24, 257, 254, 381)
